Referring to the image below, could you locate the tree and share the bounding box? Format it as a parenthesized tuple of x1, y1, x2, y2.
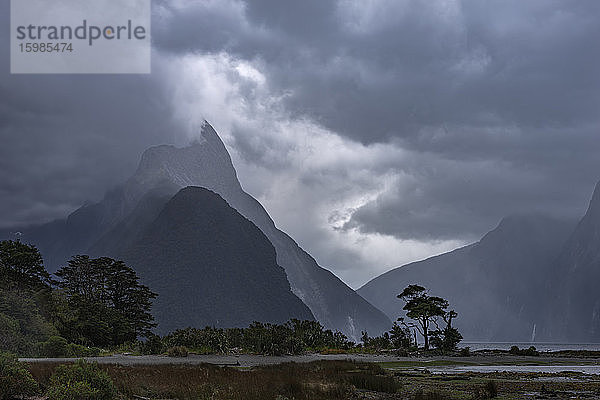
(55, 256, 157, 346)
(0, 240, 57, 354)
(429, 309, 463, 351)
(0, 240, 51, 290)
(397, 284, 449, 350)
(389, 321, 412, 349)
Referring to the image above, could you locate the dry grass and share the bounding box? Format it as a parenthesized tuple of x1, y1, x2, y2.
(26, 360, 400, 399)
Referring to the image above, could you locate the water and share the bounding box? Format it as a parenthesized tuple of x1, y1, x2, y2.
(431, 365, 600, 375)
(461, 342, 600, 352)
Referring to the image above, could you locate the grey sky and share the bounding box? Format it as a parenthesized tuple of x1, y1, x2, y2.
(1, 0, 599, 287)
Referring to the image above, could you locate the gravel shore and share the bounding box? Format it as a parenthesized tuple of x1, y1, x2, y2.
(20, 352, 600, 371)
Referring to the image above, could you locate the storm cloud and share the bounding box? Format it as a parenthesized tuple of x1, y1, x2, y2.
(1, 0, 599, 287)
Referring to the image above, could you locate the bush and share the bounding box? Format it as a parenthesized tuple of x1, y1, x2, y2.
(0, 314, 22, 355)
(345, 372, 400, 393)
(484, 380, 498, 398)
(68, 343, 101, 357)
(0, 352, 39, 399)
(460, 347, 471, 357)
(523, 346, 539, 356)
(509, 345, 539, 356)
(36, 337, 100, 358)
(38, 336, 70, 358)
(167, 346, 189, 357)
(430, 326, 463, 352)
(394, 348, 409, 357)
(140, 334, 164, 355)
(46, 360, 116, 400)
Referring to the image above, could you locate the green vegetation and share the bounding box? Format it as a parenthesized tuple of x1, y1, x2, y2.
(344, 370, 400, 393)
(0, 352, 38, 399)
(0, 239, 421, 359)
(46, 360, 116, 400)
(0, 240, 156, 357)
(157, 319, 354, 356)
(0, 240, 58, 355)
(0, 239, 466, 360)
(392, 369, 600, 399)
(55, 255, 157, 347)
(360, 321, 413, 352)
(397, 284, 463, 351)
(0, 240, 52, 289)
(166, 346, 189, 357)
(26, 360, 396, 399)
(16, 358, 600, 399)
(509, 345, 539, 356)
(484, 379, 498, 398)
(36, 336, 102, 358)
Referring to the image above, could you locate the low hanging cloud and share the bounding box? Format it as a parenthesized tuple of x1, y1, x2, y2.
(1, 0, 599, 287)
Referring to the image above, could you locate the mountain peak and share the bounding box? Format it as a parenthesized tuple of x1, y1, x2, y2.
(130, 122, 240, 197)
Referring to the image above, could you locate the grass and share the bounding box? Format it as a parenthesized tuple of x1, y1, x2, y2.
(22, 358, 600, 399)
(394, 370, 600, 400)
(26, 360, 398, 399)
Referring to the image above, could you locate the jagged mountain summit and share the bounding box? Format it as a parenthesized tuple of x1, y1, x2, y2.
(5, 122, 391, 339)
(358, 214, 575, 341)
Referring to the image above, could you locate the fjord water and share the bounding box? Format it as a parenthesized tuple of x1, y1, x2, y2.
(432, 364, 600, 375)
(461, 342, 600, 352)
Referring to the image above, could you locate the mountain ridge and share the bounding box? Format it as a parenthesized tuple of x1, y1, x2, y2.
(3, 122, 391, 339)
(117, 186, 314, 333)
(545, 181, 600, 341)
(358, 213, 576, 341)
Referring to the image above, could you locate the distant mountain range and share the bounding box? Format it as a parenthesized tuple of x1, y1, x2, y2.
(545, 182, 600, 342)
(358, 214, 575, 341)
(2, 122, 391, 339)
(5, 121, 600, 342)
(360, 180, 600, 343)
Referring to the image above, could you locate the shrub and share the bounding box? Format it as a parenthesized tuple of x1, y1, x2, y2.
(0, 314, 22, 355)
(140, 334, 164, 355)
(167, 346, 189, 357)
(508, 345, 539, 356)
(523, 346, 539, 356)
(460, 346, 471, 357)
(430, 326, 463, 352)
(38, 336, 70, 358)
(68, 343, 101, 357)
(508, 345, 519, 354)
(0, 352, 39, 399)
(484, 380, 498, 398)
(345, 372, 400, 393)
(46, 360, 116, 400)
(394, 348, 409, 357)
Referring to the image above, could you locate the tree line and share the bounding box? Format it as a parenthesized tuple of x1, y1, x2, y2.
(0, 239, 462, 357)
(0, 240, 155, 355)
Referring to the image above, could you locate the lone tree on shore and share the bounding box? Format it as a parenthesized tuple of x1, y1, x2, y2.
(397, 284, 459, 350)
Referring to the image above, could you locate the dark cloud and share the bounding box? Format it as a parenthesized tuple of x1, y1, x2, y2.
(1, 0, 600, 281)
(154, 0, 600, 141)
(0, 0, 183, 227)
